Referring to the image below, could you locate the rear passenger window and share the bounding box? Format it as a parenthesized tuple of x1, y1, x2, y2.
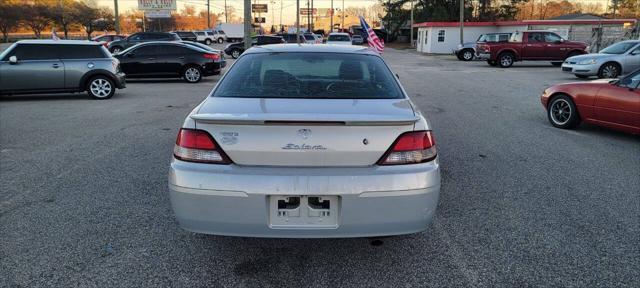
(159, 45, 192, 55)
(58, 45, 106, 59)
(5, 44, 57, 60)
(498, 34, 509, 42)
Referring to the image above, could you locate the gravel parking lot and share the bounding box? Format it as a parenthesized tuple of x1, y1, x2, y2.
(1, 46, 639, 287)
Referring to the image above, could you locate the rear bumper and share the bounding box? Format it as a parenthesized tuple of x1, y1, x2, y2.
(114, 72, 126, 89)
(168, 159, 441, 238)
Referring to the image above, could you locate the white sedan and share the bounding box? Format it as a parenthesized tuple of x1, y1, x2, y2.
(326, 32, 353, 45)
(168, 44, 441, 238)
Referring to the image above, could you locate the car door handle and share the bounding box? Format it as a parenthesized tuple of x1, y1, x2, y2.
(178, 56, 185, 59)
(52, 63, 60, 68)
(147, 57, 156, 60)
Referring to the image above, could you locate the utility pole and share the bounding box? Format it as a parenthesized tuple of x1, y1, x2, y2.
(330, 0, 333, 33)
(207, 0, 211, 29)
(296, 0, 300, 43)
(113, 0, 120, 34)
(311, 0, 314, 32)
(307, 0, 310, 32)
(341, 0, 344, 30)
(225, 0, 228, 22)
(244, 0, 252, 50)
(459, 0, 464, 45)
(280, 0, 283, 31)
(410, 0, 414, 48)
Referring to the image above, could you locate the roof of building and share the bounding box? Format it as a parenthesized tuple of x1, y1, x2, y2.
(413, 19, 637, 28)
(16, 39, 102, 45)
(245, 44, 376, 55)
(550, 13, 606, 20)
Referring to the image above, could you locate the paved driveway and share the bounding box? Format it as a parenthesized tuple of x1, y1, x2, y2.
(1, 48, 638, 287)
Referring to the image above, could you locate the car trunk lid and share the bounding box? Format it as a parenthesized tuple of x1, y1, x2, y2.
(192, 97, 417, 167)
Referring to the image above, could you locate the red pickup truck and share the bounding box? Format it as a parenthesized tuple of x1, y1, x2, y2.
(477, 30, 588, 68)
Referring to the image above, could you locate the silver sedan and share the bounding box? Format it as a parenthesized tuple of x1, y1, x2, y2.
(562, 40, 640, 79)
(168, 44, 441, 238)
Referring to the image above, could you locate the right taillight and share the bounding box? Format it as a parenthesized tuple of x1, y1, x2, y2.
(173, 128, 231, 164)
(378, 131, 437, 165)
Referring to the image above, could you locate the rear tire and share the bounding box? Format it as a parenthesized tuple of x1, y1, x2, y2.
(598, 62, 621, 79)
(547, 94, 581, 129)
(204, 39, 212, 45)
(498, 52, 515, 68)
(183, 65, 202, 83)
(217, 38, 224, 44)
(459, 49, 474, 61)
(231, 49, 242, 59)
(109, 46, 123, 54)
(87, 76, 115, 99)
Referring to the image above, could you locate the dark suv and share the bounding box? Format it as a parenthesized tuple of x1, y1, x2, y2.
(107, 32, 180, 53)
(224, 35, 284, 59)
(171, 31, 197, 42)
(276, 33, 307, 44)
(0, 40, 126, 99)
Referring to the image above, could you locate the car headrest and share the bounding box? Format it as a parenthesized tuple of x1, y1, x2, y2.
(339, 61, 363, 81)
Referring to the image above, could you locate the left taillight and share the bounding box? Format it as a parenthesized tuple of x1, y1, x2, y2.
(173, 128, 231, 164)
(378, 131, 437, 165)
(203, 53, 220, 60)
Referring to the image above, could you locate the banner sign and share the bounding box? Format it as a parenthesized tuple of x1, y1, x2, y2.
(252, 4, 268, 13)
(300, 8, 317, 16)
(144, 10, 171, 18)
(138, 0, 176, 11)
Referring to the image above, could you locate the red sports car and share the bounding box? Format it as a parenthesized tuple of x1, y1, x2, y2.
(541, 69, 640, 134)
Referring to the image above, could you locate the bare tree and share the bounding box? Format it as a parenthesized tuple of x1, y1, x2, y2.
(51, 0, 79, 39)
(0, 1, 22, 42)
(73, 1, 100, 39)
(23, 2, 52, 38)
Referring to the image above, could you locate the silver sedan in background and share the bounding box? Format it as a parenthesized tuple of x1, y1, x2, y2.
(562, 40, 640, 79)
(168, 44, 441, 238)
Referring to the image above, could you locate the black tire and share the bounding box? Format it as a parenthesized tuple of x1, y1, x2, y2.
(182, 65, 202, 83)
(547, 94, 581, 129)
(551, 62, 562, 67)
(487, 60, 498, 66)
(109, 46, 123, 54)
(459, 49, 474, 61)
(217, 38, 224, 44)
(204, 39, 212, 45)
(498, 52, 515, 68)
(86, 75, 115, 99)
(456, 53, 464, 60)
(597, 62, 621, 79)
(575, 74, 590, 79)
(230, 49, 242, 59)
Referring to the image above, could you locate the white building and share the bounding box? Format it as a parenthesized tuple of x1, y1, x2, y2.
(414, 19, 638, 54)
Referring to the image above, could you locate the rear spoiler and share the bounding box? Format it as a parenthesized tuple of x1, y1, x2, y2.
(190, 113, 419, 126)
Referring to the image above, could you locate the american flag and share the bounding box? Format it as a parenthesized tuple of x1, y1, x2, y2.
(359, 16, 384, 54)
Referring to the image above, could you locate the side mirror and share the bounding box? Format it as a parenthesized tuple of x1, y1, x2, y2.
(9, 56, 17, 64)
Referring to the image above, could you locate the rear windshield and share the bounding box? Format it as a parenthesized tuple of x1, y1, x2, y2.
(213, 52, 403, 99)
(328, 35, 350, 41)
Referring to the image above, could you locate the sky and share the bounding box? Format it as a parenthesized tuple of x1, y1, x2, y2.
(95, 0, 615, 27)
(97, 0, 382, 25)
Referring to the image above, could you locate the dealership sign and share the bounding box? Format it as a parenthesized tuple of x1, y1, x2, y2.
(252, 4, 268, 13)
(145, 10, 171, 18)
(138, 0, 176, 10)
